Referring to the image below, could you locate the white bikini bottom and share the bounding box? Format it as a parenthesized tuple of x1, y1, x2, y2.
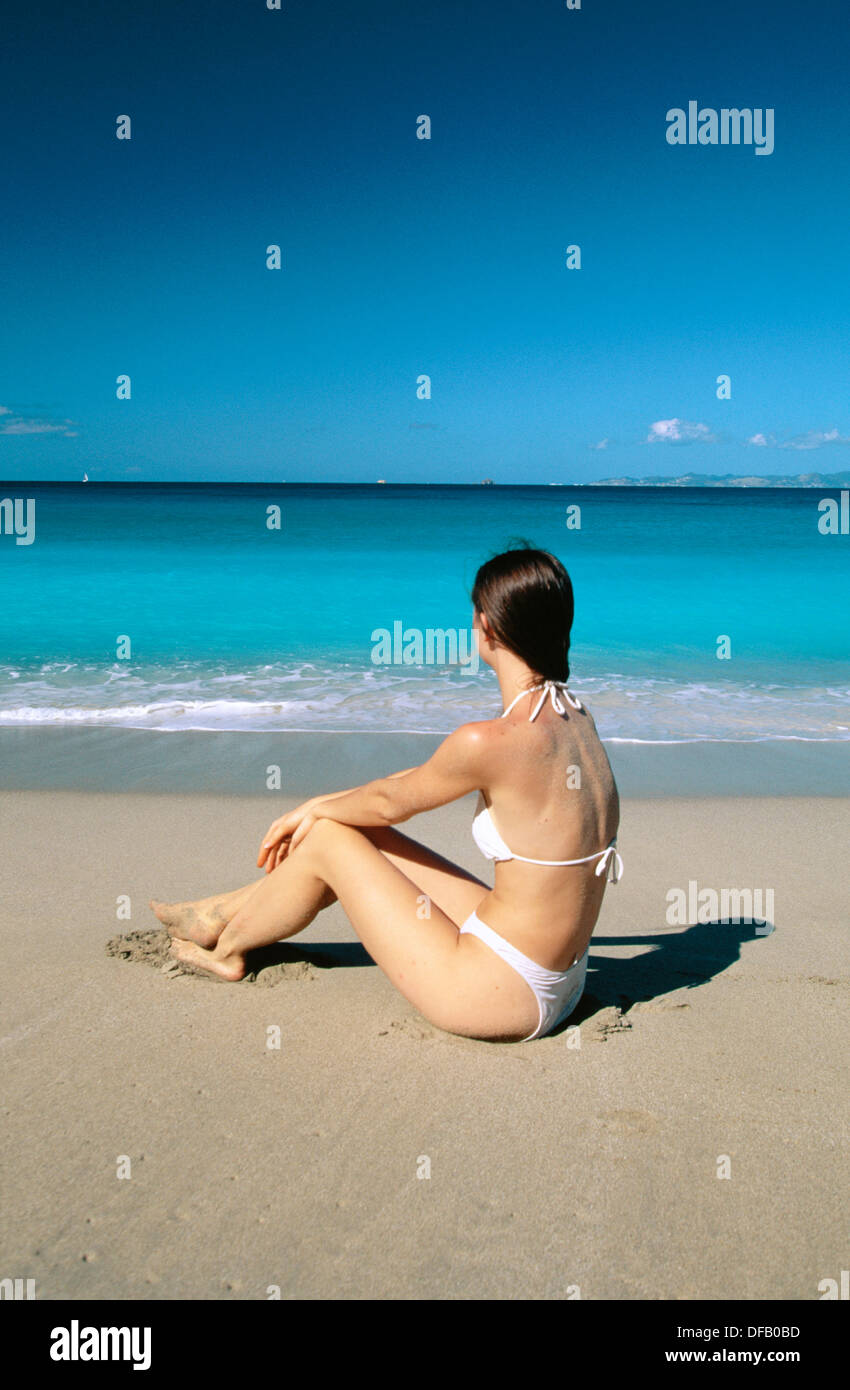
(459, 911, 589, 1041)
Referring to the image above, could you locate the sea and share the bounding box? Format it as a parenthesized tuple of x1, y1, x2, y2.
(1, 483, 848, 748)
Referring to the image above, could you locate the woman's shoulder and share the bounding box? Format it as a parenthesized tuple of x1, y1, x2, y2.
(443, 716, 533, 769)
(446, 716, 507, 749)
(420, 719, 514, 792)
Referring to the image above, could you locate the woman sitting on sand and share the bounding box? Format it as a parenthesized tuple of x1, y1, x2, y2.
(152, 547, 622, 1042)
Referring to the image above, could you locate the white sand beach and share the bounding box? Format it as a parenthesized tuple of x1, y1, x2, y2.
(1, 786, 847, 1299)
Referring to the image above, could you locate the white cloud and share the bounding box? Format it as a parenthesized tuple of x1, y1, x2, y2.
(0, 405, 78, 436)
(647, 418, 715, 444)
(780, 427, 849, 451)
(590, 438, 609, 450)
(745, 427, 849, 451)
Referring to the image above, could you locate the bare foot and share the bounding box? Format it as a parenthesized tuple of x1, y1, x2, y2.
(149, 898, 226, 949)
(168, 936, 246, 982)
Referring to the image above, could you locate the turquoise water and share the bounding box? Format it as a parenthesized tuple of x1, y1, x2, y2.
(0, 483, 848, 741)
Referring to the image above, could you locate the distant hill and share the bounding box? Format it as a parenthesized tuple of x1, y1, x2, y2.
(594, 471, 850, 488)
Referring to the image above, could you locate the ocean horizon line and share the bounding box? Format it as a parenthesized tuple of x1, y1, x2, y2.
(3, 478, 849, 490)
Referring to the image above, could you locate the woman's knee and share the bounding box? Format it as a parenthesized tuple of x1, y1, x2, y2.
(301, 816, 348, 850)
(296, 815, 357, 867)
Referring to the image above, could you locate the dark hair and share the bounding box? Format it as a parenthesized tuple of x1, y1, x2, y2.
(471, 546, 574, 684)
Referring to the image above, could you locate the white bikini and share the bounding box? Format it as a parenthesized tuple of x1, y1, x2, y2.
(460, 680, 623, 1041)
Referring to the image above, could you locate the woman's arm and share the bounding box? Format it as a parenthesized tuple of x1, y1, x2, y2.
(321, 766, 417, 799)
(283, 766, 418, 820)
(258, 726, 491, 868)
(304, 766, 417, 808)
(293, 724, 491, 842)
(258, 767, 421, 870)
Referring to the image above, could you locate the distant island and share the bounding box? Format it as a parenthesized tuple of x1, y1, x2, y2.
(594, 471, 850, 488)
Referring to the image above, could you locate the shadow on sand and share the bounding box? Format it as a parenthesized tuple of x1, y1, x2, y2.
(244, 918, 774, 1027)
(558, 917, 775, 1033)
(243, 939, 373, 978)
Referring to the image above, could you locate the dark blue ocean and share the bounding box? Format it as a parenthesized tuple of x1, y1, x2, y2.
(0, 483, 848, 742)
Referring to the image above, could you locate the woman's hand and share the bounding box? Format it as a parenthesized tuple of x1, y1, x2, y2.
(257, 802, 324, 872)
(258, 803, 310, 871)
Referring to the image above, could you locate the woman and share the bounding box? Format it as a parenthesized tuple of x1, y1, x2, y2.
(152, 547, 622, 1042)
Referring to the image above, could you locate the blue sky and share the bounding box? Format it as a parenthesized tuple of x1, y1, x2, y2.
(1, 0, 848, 483)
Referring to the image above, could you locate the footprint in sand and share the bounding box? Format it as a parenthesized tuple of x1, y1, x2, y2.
(377, 1017, 540, 1048)
(105, 930, 322, 986)
(378, 1017, 444, 1041)
(578, 992, 692, 1039)
(377, 1016, 465, 1044)
(247, 958, 319, 988)
(629, 994, 692, 1015)
(377, 1008, 630, 1045)
(597, 1108, 659, 1135)
(106, 929, 174, 969)
(582, 1005, 633, 1041)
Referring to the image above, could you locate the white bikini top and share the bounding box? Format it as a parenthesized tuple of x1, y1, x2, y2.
(471, 680, 623, 882)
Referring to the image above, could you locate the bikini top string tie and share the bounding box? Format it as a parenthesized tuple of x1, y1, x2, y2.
(529, 679, 584, 720)
(505, 678, 583, 722)
(595, 842, 624, 883)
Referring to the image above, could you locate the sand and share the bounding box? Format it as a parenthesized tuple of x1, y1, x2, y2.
(1, 789, 847, 1299)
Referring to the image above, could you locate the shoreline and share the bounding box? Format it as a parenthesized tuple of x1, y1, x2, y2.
(2, 725, 849, 796)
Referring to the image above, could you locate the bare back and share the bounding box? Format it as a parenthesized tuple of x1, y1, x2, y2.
(474, 699, 620, 971)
